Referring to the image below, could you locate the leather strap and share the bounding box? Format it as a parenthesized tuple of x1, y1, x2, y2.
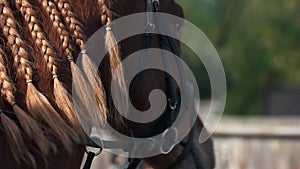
(83, 152, 96, 169)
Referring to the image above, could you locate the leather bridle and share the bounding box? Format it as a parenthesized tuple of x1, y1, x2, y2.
(83, 0, 195, 168)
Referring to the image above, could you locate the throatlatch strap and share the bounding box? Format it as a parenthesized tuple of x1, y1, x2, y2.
(83, 152, 96, 169)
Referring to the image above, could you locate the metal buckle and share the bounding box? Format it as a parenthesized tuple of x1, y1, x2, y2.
(81, 49, 87, 54)
(85, 136, 103, 156)
(145, 23, 156, 32)
(160, 127, 179, 154)
(168, 98, 178, 110)
(85, 146, 103, 156)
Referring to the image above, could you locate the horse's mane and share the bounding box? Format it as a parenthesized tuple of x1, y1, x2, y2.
(0, 0, 125, 166)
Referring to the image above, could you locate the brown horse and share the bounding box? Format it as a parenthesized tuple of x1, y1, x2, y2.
(0, 0, 215, 168)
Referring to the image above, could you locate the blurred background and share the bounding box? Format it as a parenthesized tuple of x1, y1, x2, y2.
(177, 0, 300, 115)
(90, 1, 300, 168)
(175, 0, 300, 168)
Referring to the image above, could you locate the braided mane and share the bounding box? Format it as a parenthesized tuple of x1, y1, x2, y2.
(0, 0, 125, 166)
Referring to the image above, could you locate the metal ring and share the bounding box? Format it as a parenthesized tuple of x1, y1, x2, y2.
(68, 57, 74, 62)
(106, 26, 112, 31)
(160, 127, 179, 154)
(11, 102, 17, 107)
(168, 99, 178, 110)
(52, 75, 58, 80)
(26, 79, 33, 84)
(85, 136, 103, 156)
(146, 23, 156, 31)
(81, 49, 87, 54)
(85, 146, 103, 156)
(84, 135, 104, 156)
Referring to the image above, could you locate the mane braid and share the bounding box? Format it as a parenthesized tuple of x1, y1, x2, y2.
(53, 0, 108, 121)
(14, 0, 85, 141)
(0, 44, 36, 166)
(0, 0, 76, 154)
(53, 0, 87, 49)
(97, 0, 128, 127)
(39, 0, 107, 126)
(0, 45, 55, 164)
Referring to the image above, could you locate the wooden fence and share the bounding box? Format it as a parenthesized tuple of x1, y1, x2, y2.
(213, 116, 300, 169)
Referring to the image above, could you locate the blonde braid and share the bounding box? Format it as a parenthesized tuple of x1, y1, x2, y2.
(97, 0, 128, 127)
(40, 0, 107, 125)
(14, 0, 84, 140)
(54, 0, 86, 49)
(0, 46, 55, 160)
(53, 0, 108, 120)
(98, 0, 110, 25)
(0, 0, 76, 152)
(0, 46, 36, 166)
(40, 0, 73, 59)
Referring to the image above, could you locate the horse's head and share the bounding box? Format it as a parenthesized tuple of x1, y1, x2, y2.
(0, 0, 214, 168)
